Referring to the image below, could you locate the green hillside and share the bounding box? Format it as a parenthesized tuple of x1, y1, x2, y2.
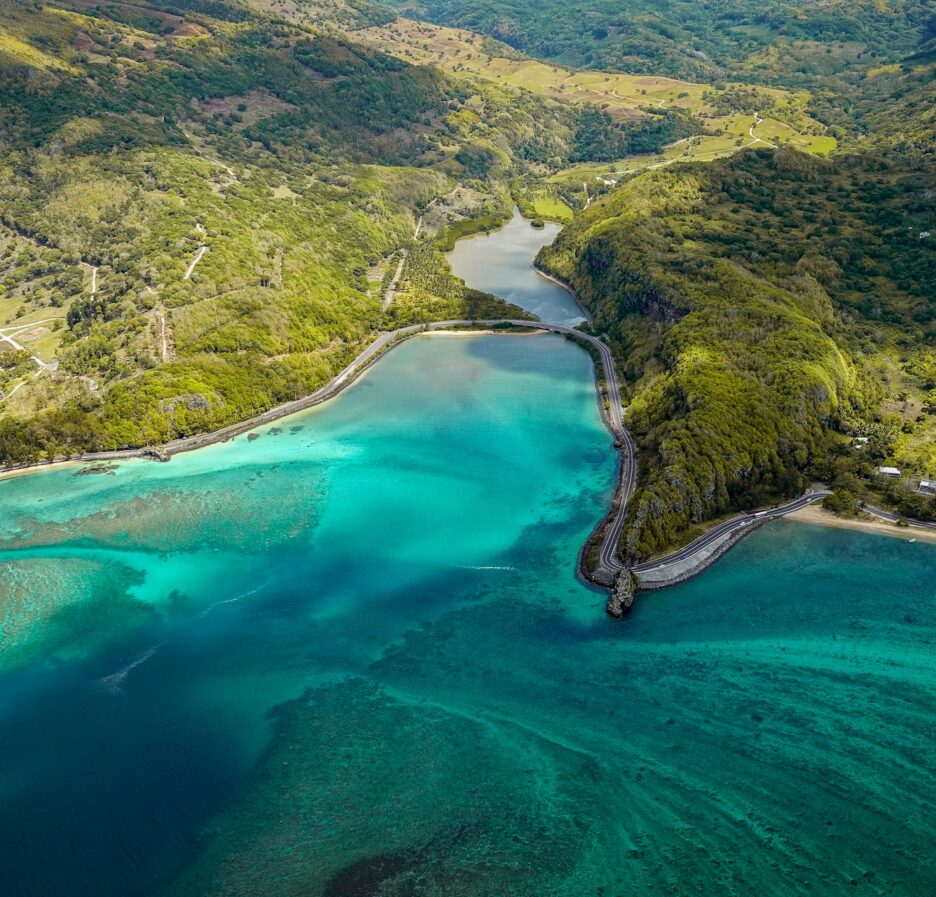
(391, 0, 933, 87)
(539, 147, 935, 556)
(0, 0, 599, 462)
(1, 0, 933, 546)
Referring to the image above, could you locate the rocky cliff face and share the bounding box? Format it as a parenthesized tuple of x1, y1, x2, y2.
(606, 569, 638, 617)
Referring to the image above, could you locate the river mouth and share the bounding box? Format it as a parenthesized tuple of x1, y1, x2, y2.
(0, 216, 935, 897)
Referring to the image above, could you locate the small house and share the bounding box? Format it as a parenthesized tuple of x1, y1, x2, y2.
(876, 466, 901, 478)
(919, 479, 936, 496)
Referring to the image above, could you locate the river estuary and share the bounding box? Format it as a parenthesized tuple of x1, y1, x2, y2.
(0, 215, 934, 897)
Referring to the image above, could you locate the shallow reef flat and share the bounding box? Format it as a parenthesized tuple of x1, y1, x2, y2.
(161, 521, 936, 897)
(0, 336, 934, 897)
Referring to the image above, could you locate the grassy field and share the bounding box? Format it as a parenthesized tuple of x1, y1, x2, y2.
(360, 19, 826, 121)
(359, 17, 835, 198)
(520, 189, 573, 222)
(547, 110, 837, 193)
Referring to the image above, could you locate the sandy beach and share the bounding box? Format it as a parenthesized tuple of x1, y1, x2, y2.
(0, 458, 81, 483)
(787, 504, 936, 544)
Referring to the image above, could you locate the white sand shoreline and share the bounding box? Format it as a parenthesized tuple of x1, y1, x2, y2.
(787, 504, 936, 544)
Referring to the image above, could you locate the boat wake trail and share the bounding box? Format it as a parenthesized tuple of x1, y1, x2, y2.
(98, 584, 269, 694)
(459, 565, 516, 571)
(198, 584, 266, 618)
(98, 644, 163, 695)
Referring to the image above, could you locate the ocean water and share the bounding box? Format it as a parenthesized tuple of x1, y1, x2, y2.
(445, 209, 584, 326)
(0, 219, 934, 897)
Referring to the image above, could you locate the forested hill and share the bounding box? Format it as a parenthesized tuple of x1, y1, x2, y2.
(538, 147, 935, 557)
(0, 0, 601, 462)
(390, 0, 933, 88)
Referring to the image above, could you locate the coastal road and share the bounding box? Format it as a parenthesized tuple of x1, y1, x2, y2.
(9, 308, 919, 592)
(632, 490, 833, 578)
(0, 308, 842, 590)
(455, 319, 634, 583)
(863, 503, 936, 530)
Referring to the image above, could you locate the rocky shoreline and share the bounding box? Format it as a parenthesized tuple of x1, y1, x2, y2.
(634, 521, 765, 591)
(605, 570, 638, 617)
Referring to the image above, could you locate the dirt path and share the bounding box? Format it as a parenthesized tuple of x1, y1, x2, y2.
(0, 329, 45, 369)
(382, 216, 423, 310)
(748, 112, 777, 148)
(183, 245, 208, 280)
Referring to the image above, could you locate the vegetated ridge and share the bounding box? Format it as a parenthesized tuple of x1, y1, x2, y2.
(539, 136, 935, 557)
(0, 0, 628, 462)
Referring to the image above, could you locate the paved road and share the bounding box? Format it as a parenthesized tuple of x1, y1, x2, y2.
(322, 317, 634, 584)
(455, 319, 633, 582)
(11, 311, 899, 591)
(632, 490, 832, 575)
(862, 503, 936, 530)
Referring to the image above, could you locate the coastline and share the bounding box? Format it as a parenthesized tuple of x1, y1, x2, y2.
(531, 265, 594, 327)
(0, 320, 614, 483)
(0, 324, 514, 483)
(635, 521, 766, 591)
(0, 458, 82, 483)
(12, 214, 920, 602)
(787, 504, 936, 544)
(0, 312, 636, 595)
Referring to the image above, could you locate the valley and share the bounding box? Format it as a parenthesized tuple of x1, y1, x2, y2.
(0, 0, 935, 885)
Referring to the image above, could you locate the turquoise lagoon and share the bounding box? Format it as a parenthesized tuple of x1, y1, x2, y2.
(0, 218, 933, 896)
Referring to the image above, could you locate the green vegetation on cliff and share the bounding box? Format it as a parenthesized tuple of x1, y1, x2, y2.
(539, 147, 935, 556)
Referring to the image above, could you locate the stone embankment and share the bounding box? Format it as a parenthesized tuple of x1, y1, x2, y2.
(633, 521, 765, 591)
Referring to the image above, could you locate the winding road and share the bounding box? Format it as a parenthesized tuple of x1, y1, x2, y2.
(861, 503, 936, 530)
(632, 490, 832, 578)
(5, 305, 924, 590)
(748, 111, 777, 149)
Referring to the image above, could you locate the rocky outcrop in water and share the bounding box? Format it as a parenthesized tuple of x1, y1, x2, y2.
(606, 569, 638, 617)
